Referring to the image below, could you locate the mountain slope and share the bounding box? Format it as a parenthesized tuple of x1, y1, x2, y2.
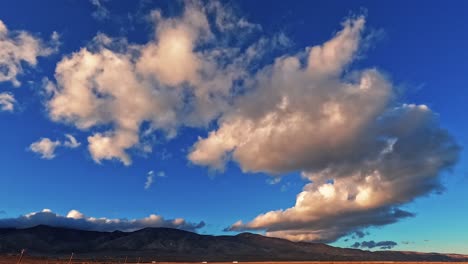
(0, 225, 465, 262)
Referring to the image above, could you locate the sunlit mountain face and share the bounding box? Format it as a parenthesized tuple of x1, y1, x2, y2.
(0, 0, 467, 255)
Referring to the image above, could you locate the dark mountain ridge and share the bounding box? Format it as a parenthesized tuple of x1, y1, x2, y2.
(0, 225, 466, 262)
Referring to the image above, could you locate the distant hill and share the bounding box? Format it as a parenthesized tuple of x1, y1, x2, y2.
(0, 225, 466, 262)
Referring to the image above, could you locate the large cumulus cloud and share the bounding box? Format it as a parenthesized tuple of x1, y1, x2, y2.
(43, 1, 282, 165)
(0, 209, 204, 232)
(39, 0, 459, 243)
(190, 16, 459, 242)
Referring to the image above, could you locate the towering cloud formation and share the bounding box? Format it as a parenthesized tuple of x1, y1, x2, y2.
(189, 16, 459, 242)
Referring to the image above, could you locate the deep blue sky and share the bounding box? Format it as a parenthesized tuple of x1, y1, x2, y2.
(0, 0, 467, 253)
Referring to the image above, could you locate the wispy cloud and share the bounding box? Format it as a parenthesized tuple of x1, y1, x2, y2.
(144, 171, 154, 190)
(90, 0, 110, 20)
(145, 170, 166, 190)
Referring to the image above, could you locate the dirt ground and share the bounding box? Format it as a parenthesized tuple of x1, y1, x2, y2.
(2, 256, 468, 264)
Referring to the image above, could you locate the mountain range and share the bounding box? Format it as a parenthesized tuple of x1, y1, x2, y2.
(0, 225, 466, 262)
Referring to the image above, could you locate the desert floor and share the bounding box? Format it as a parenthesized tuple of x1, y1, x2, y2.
(2, 257, 468, 264)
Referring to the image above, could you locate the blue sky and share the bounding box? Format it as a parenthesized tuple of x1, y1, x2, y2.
(0, 0, 467, 254)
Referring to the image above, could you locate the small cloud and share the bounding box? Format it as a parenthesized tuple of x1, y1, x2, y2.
(0, 210, 6, 215)
(63, 134, 81, 148)
(145, 170, 166, 189)
(0, 92, 16, 112)
(351, 240, 397, 250)
(350, 230, 369, 239)
(158, 149, 172, 161)
(29, 138, 61, 159)
(144, 171, 154, 190)
(280, 182, 291, 192)
(355, 231, 367, 238)
(90, 0, 110, 21)
(66, 209, 85, 219)
(351, 242, 360, 248)
(29, 134, 81, 159)
(267, 177, 281, 185)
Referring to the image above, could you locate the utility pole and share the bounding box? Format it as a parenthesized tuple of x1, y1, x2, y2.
(16, 249, 25, 264)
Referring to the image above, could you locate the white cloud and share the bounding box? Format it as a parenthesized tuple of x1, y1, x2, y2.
(189, 16, 388, 173)
(0, 92, 16, 112)
(63, 134, 81, 148)
(145, 170, 154, 190)
(0, 209, 205, 232)
(29, 138, 61, 159)
(44, 0, 270, 165)
(66, 209, 85, 219)
(38, 1, 459, 243)
(144, 170, 166, 189)
(90, 0, 110, 21)
(29, 134, 81, 159)
(0, 19, 58, 87)
(188, 16, 459, 242)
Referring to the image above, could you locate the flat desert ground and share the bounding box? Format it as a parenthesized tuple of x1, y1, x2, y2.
(2, 257, 468, 264)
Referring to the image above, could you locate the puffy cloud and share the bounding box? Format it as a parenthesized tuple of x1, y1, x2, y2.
(191, 16, 459, 242)
(353, 230, 368, 239)
(189, 16, 387, 173)
(44, 0, 271, 165)
(0, 209, 205, 232)
(29, 134, 81, 159)
(39, 1, 459, 243)
(29, 138, 61, 159)
(0, 19, 58, 87)
(351, 240, 398, 250)
(66, 209, 85, 219)
(0, 92, 16, 112)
